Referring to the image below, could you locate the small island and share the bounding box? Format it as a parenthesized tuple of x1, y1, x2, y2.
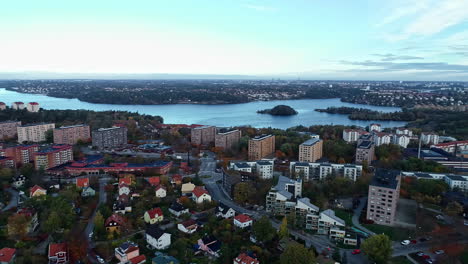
(257, 105, 298, 116)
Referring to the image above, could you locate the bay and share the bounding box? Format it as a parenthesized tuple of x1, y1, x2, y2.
(0, 88, 406, 129)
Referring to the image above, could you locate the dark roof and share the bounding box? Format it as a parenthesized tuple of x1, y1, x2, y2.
(235, 162, 251, 169)
(146, 224, 165, 239)
(370, 169, 400, 189)
(256, 161, 272, 166)
(446, 175, 467, 181)
(216, 203, 231, 214)
(170, 202, 187, 212)
(357, 140, 373, 149)
(301, 138, 321, 146)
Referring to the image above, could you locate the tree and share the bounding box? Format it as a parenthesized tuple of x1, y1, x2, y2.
(94, 211, 105, 239)
(7, 214, 30, 240)
(43, 211, 62, 234)
(0, 168, 13, 181)
(444, 201, 463, 216)
(233, 182, 255, 204)
(280, 243, 315, 264)
(252, 216, 275, 243)
(332, 248, 341, 262)
(278, 217, 289, 239)
(45, 128, 54, 143)
(20, 163, 35, 178)
(361, 234, 392, 264)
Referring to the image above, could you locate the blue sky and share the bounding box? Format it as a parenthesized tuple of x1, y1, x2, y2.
(1, 0, 468, 80)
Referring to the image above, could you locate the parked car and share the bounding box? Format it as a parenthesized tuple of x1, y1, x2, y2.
(422, 255, 430, 259)
(435, 250, 445, 255)
(411, 239, 417, 244)
(401, 240, 410, 245)
(417, 252, 424, 257)
(352, 249, 361, 255)
(426, 259, 434, 264)
(96, 255, 105, 264)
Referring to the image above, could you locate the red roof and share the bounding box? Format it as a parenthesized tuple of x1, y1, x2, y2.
(147, 177, 160, 186)
(0, 248, 16, 262)
(30, 185, 45, 195)
(76, 177, 89, 188)
(17, 208, 36, 217)
(235, 253, 259, 264)
(192, 186, 209, 198)
(105, 213, 127, 227)
(129, 254, 146, 264)
(29, 102, 39, 105)
(0, 102, 5, 105)
(119, 177, 132, 185)
(234, 214, 252, 223)
(48, 243, 67, 258)
(146, 208, 163, 219)
(155, 185, 166, 191)
(434, 140, 468, 147)
(172, 174, 182, 183)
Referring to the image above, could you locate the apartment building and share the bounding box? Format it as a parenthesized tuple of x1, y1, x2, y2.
(295, 197, 319, 230)
(1, 144, 39, 165)
(366, 170, 401, 226)
(17, 123, 55, 143)
(11, 102, 25, 110)
(0, 156, 15, 168)
(342, 129, 367, 143)
(444, 175, 468, 192)
(0, 121, 21, 140)
(34, 145, 73, 170)
(266, 176, 302, 215)
(421, 132, 439, 145)
(290, 162, 362, 182)
(396, 128, 413, 137)
(374, 132, 392, 146)
(318, 209, 346, 239)
(54, 124, 91, 145)
(355, 139, 375, 165)
(0, 102, 6, 110)
(92, 126, 127, 149)
(392, 134, 411, 148)
(191, 125, 216, 146)
(298, 138, 323, 162)
(230, 159, 274, 179)
(214, 129, 241, 150)
(26, 102, 40, 112)
(248, 134, 275, 160)
(369, 123, 382, 132)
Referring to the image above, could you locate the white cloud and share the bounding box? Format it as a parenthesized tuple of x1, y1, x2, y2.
(376, 0, 429, 27)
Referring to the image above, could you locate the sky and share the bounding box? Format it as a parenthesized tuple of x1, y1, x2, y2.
(1, 0, 468, 81)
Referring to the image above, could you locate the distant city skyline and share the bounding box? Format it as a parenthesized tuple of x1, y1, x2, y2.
(1, 0, 468, 81)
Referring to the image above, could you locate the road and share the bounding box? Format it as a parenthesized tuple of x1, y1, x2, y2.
(352, 197, 375, 236)
(1, 188, 19, 212)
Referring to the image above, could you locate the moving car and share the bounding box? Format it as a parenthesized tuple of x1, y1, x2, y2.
(401, 240, 410, 245)
(352, 249, 361, 255)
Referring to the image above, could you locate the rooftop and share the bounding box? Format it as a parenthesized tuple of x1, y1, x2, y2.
(321, 209, 346, 226)
(371, 169, 401, 189)
(357, 140, 373, 149)
(301, 138, 321, 146)
(446, 175, 467, 181)
(19, 122, 54, 127)
(251, 134, 273, 141)
(56, 124, 88, 129)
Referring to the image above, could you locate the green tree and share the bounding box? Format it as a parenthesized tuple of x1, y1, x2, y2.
(280, 243, 315, 264)
(7, 214, 30, 240)
(43, 211, 62, 234)
(233, 182, 255, 204)
(361, 234, 392, 264)
(19, 163, 34, 178)
(94, 211, 105, 239)
(332, 248, 341, 262)
(0, 168, 13, 181)
(252, 216, 275, 243)
(278, 217, 289, 239)
(45, 129, 54, 143)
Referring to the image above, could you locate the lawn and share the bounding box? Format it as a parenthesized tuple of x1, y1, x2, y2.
(334, 209, 354, 226)
(363, 224, 415, 241)
(460, 250, 468, 264)
(390, 256, 413, 264)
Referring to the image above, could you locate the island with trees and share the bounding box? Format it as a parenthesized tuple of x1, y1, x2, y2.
(257, 105, 298, 116)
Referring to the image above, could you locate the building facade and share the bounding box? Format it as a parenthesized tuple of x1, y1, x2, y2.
(0, 121, 21, 140)
(290, 162, 363, 182)
(54, 124, 91, 145)
(230, 160, 274, 179)
(366, 170, 401, 226)
(92, 126, 127, 149)
(298, 138, 323, 162)
(17, 123, 55, 143)
(355, 135, 375, 165)
(248, 135, 275, 160)
(1, 144, 39, 165)
(214, 129, 241, 150)
(191, 125, 216, 146)
(26, 102, 40, 112)
(421, 132, 439, 145)
(34, 145, 73, 170)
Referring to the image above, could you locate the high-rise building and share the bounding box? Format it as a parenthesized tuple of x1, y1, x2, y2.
(366, 169, 401, 226)
(11, 102, 25, 110)
(355, 134, 375, 165)
(191, 125, 216, 146)
(0, 102, 6, 110)
(248, 134, 275, 160)
(26, 102, 40, 112)
(17, 123, 55, 143)
(420, 132, 439, 145)
(0, 121, 22, 140)
(92, 126, 128, 149)
(1, 144, 39, 165)
(298, 138, 323, 162)
(34, 145, 73, 170)
(215, 129, 241, 150)
(54, 124, 91, 145)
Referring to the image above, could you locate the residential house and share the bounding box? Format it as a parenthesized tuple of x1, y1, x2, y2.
(146, 225, 171, 250)
(119, 183, 131, 196)
(155, 186, 167, 198)
(178, 219, 198, 234)
(195, 236, 221, 258)
(233, 253, 259, 264)
(215, 203, 236, 219)
(343, 233, 358, 246)
(113, 199, 132, 214)
(233, 214, 253, 229)
(81, 186, 96, 197)
(171, 175, 182, 185)
(105, 213, 127, 234)
(144, 208, 164, 224)
(318, 209, 346, 240)
(114, 241, 146, 264)
(76, 177, 89, 188)
(192, 186, 211, 204)
(12, 175, 26, 188)
(48, 243, 68, 264)
(147, 177, 160, 186)
(169, 202, 189, 217)
(119, 177, 132, 186)
(181, 182, 195, 194)
(151, 252, 180, 264)
(0, 248, 16, 264)
(30, 185, 47, 197)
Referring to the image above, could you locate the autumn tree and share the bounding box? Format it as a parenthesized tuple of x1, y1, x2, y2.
(252, 216, 275, 243)
(444, 201, 463, 216)
(278, 217, 289, 239)
(8, 214, 30, 240)
(233, 182, 255, 204)
(361, 234, 392, 264)
(94, 211, 105, 239)
(280, 243, 315, 264)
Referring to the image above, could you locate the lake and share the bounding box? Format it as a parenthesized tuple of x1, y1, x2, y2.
(0, 88, 407, 129)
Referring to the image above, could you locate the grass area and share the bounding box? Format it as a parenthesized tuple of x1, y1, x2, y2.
(423, 203, 442, 211)
(334, 209, 353, 226)
(363, 224, 415, 241)
(460, 250, 468, 264)
(390, 256, 413, 264)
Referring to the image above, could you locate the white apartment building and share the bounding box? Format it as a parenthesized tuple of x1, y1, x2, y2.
(369, 123, 382, 132)
(17, 123, 55, 143)
(290, 162, 362, 182)
(230, 160, 274, 179)
(392, 134, 411, 148)
(444, 175, 468, 192)
(396, 128, 413, 137)
(374, 133, 392, 146)
(421, 132, 439, 145)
